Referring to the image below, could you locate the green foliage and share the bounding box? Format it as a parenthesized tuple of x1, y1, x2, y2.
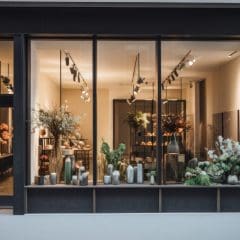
(185, 166, 211, 186)
(101, 140, 126, 170)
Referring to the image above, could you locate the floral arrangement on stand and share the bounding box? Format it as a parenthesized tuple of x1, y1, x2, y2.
(32, 103, 79, 183)
(162, 114, 191, 135)
(185, 136, 240, 185)
(0, 123, 11, 155)
(126, 111, 149, 130)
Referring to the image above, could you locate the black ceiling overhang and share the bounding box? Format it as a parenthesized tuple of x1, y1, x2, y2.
(0, 4, 240, 36)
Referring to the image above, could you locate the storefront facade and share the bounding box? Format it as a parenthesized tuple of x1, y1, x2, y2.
(1, 2, 240, 214)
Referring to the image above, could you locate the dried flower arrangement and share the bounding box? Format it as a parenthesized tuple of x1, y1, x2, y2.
(0, 123, 11, 144)
(162, 114, 191, 135)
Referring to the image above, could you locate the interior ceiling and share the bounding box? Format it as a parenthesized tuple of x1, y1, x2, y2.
(30, 40, 240, 90)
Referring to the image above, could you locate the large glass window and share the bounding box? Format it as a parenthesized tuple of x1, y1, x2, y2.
(31, 40, 93, 185)
(161, 41, 240, 185)
(97, 41, 157, 184)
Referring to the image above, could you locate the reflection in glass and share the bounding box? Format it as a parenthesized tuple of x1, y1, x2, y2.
(0, 107, 13, 195)
(0, 41, 14, 94)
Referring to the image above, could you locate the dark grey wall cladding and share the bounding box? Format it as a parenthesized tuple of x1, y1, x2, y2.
(96, 188, 159, 213)
(162, 188, 217, 212)
(221, 188, 240, 212)
(27, 188, 93, 213)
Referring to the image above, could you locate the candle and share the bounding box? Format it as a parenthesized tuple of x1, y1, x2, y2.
(104, 175, 111, 184)
(50, 173, 57, 185)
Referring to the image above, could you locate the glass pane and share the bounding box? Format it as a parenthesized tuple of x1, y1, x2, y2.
(0, 107, 13, 195)
(161, 40, 240, 185)
(0, 40, 14, 95)
(31, 40, 93, 185)
(97, 41, 157, 184)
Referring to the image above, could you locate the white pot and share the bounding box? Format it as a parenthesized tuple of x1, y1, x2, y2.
(227, 175, 238, 185)
(112, 170, 120, 185)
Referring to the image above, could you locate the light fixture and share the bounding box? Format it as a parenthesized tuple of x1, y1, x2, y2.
(161, 82, 165, 90)
(173, 69, 179, 78)
(171, 74, 175, 81)
(133, 85, 140, 95)
(228, 50, 238, 58)
(137, 77, 145, 85)
(127, 94, 136, 105)
(62, 50, 90, 103)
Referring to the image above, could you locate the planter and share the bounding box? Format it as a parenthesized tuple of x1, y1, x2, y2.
(126, 165, 134, 184)
(227, 175, 239, 185)
(167, 133, 179, 154)
(112, 170, 120, 185)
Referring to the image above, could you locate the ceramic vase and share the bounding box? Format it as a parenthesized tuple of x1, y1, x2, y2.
(72, 175, 78, 185)
(167, 133, 179, 154)
(150, 175, 155, 185)
(50, 172, 57, 185)
(80, 172, 89, 186)
(126, 165, 134, 184)
(227, 175, 238, 185)
(107, 164, 114, 176)
(64, 157, 72, 184)
(137, 162, 143, 184)
(112, 170, 120, 185)
(104, 175, 111, 184)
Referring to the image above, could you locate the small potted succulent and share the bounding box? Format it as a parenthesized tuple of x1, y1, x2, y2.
(147, 170, 156, 185)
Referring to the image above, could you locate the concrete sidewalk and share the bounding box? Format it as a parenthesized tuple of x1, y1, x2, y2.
(1, 212, 239, 240)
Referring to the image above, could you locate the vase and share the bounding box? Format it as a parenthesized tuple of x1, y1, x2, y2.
(107, 164, 114, 176)
(64, 156, 72, 184)
(137, 162, 143, 184)
(112, 170, 120, 185)
(227, 175, 238, 185)
(167, 133, 179, 154)
(150, 175, 155, 185)
(80, 172, 89, 186)
(126, 165, 134, 184)
(50, 172, 57, 185)
(104, 175, 111, 184)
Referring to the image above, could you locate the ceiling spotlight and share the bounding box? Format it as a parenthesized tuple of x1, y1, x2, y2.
(78, 73, 81, 83)
(137, 77, 145, 85)
(161, 83, 165, 90)
(70, 64, 76, 74)
(228, 50, 238, 58)
(173, 69, 179, 78)
(171, 74, 175, 81)
(65, 54, 70, 66)
(186, 57, 196, 67)
(178, 62, 185, 71)
(127, 95, 136, 105)
(167, 78, 171, 84)
(133, 85, 140, 95)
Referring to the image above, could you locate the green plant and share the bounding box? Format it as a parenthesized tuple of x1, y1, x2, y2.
(146, 170, 156, 178)
(101, 140, 126, 170)
(126, 111, 149, 130)
(185, 166, 211, 186)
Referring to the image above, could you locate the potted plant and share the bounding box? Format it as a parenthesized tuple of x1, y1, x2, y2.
(101, 140, 126, 184)
(147, 170, 156, 185)
(32, 103, 79, 183)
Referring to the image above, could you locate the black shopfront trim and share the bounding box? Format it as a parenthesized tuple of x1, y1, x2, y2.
(1, 5, 240, 214)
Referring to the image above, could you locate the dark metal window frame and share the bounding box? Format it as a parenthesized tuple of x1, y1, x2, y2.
(8, 33, 240, 214)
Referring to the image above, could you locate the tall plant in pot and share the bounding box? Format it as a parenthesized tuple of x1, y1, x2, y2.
(32, 104, 79, 183)
(101, 140, 126, 184)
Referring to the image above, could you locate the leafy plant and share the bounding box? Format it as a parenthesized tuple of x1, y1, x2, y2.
(126, 111, 149, 130)
(185, 166, 211, 186)
(101, 140, 126, 170)
(146, 170, 156, 177)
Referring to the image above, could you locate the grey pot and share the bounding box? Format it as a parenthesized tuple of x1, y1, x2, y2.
(227, 175, 238, 185)
(112, 170, 120, 185)
(167, 134, 179, 154)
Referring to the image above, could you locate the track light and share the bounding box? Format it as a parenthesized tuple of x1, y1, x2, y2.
(133, 85, 140, 95)
(161, 83, 165, 90)
(171, 74, 175, 81)
(168, 78, 171, 84)
(78, 73, 81, 83)
(173, 69, 179, 78)
(70, 64, 75, 74)
(137, 77, 145, 85)
(65, 54, 70, 66)
(127, 95, 136, 105)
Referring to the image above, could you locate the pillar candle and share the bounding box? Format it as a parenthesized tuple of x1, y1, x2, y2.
(50, 173, 57, 185)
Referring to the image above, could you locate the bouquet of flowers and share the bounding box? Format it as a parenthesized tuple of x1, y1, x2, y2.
(162, 114, 191, 135)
